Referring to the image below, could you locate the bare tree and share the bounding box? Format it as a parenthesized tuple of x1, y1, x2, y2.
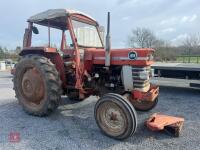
(182, 34, 200, 49)
(128, 27, 158, 48)
(15, 46, 22, 54)
(127, 27, 200, 62)
(182, 34, 200, 61)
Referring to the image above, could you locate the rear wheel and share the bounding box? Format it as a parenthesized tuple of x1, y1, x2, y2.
(94, 93, 137, 140)
(13, 54, 62, 116)
(131, 97, 158, 111)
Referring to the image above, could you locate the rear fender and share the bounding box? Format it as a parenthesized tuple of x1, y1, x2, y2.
(19, 47, 57, 56)
(19, 48, 66, 88)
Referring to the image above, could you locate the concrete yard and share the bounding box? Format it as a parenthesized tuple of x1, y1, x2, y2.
(0, 71, 200, 150)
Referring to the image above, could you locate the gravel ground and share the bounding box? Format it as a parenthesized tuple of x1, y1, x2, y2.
(0, 71, 200, 150)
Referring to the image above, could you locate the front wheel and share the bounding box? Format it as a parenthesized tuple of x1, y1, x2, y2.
(94, 93, 137, 140)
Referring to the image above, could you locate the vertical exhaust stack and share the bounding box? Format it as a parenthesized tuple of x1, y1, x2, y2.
(105, 12, 111, 67)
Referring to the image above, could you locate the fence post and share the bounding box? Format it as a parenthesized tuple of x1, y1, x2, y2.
(188, 56, 190, 63)
(188, 48, 191, 63)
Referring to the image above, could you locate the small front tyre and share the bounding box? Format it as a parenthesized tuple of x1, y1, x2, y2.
(94, 93, 137, 140)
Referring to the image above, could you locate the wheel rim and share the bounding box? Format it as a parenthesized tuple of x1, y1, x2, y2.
(21, 67, 45, 105)
(97, 101, 128, 137)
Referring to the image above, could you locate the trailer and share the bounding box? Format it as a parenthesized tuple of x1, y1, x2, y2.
(152, 62, 200, 89)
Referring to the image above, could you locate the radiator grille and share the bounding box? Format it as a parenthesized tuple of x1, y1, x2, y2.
(132, 66, 151, 92)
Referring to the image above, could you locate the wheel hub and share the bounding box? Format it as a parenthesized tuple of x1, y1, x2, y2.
(21, 68, 45, 104)
(23, 80, 33, 93)
(110, 112, 117, 121)
(98, 102, 127, 136)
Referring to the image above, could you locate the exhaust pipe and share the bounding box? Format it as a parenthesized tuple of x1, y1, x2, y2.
(105, 12, 111, 67)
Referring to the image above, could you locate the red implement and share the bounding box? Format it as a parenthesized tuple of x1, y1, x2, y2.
(146, 113, 184, 137)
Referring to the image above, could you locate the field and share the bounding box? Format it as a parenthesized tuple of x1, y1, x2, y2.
(176, 56, 200, 63)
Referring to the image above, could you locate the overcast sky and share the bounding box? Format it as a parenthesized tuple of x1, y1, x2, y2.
(0, 0, 199, 49)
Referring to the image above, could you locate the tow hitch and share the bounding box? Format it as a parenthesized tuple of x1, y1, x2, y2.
(146, 113, 184, 137)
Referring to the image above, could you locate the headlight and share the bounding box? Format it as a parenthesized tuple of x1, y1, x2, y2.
(139, 71, 149, 80)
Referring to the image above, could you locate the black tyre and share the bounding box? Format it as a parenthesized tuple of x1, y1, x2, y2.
(131, 97, 158, 111)
(94, 93, 137, 140)
(13, 54, 62, 116)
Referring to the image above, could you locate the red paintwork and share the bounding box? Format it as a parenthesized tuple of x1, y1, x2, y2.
(20, 47, 57, 55)
(131, 84, 159, 102)
(84, 48, 154, 73)
(146, 113, 184, 133)
(45, 47, 57, 53)
(46, 53, 66, 88)
(67, 16, 83, 90)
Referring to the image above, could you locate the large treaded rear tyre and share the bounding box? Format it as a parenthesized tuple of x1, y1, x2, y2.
(13, 54, 62, 116)
(94, 93, 137, 140)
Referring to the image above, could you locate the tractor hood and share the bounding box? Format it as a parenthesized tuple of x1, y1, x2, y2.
(84, 48, 155, 66)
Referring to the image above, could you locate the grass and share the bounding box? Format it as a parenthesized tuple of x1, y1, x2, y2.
(176, 56, 200, 63)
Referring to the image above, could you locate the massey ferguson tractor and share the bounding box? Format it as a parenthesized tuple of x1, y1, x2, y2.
(13, 9, 159, 140)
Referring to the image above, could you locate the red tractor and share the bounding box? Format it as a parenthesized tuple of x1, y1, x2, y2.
(13, 9, 159, 140)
